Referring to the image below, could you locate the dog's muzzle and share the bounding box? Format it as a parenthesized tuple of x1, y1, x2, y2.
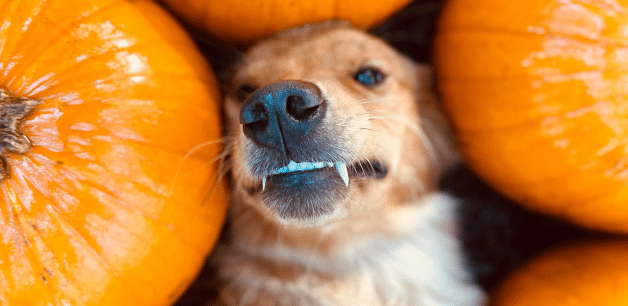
(239, 80, 350, 221)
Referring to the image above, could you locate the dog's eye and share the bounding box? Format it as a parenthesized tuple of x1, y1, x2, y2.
(354, 67, 385, 87)
(234, 84, 257, 102)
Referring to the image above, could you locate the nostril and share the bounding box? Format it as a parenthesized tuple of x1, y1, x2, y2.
(286, 95, 320, 122)
(242, 103, 269, 134)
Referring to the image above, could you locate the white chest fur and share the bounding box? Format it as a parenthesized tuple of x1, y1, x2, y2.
(347, 193, 487, 306)
(215, 193, 487, 306)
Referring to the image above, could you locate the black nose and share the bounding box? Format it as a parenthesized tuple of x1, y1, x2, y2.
(240, 80, 326, 159)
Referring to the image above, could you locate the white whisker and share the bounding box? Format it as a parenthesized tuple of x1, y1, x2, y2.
(168, 137, 234, 196)
(357, 96, 389, 105)
(366, 110, 440, 170)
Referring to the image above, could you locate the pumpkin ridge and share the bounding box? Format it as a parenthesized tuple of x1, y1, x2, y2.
(438, 26, 628, 46)
(35, 72, 211, 100)
(0, 0, 12, 41)
(0, 0, 51, 67)
(4, 222, 58, 303)
(451, 113, 566, 133)
(13, 211, 81, 301)
(1, 0, 130, 84)
(19, 55, 145, 95)
(21, 36, 212, 93)
(67, 175, 161, 221)
(17, 164, 83, 214)
(444, 87, 620, 132)
(43, 200, 118, 273)
(43, 203, 132, 302)
(70, 170, 221, 241)
(35, 141, 218, 176)
(89, 137, 222, 162)
(66, 186, 214, 267)
(20, 73, 57, 97)
(438, 69, 622, 81)
(22, 149, 163, 219)
(467, 160, 611, 197)
(0, 186, 58, 292)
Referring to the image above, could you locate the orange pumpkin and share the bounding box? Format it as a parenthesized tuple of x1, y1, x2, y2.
(0, 0, 228, 305)
(434, 0, 628, 233)
(491, 239, 628, 305)
(159, 0, 413, 44)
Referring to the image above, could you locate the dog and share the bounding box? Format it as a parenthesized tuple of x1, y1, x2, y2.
(211, 21, 486, 306)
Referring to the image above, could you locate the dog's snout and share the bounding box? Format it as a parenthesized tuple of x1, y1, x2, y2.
(240, 80, 326, 157)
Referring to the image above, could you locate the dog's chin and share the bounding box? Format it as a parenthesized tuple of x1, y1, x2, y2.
(262, 167, 349, 228)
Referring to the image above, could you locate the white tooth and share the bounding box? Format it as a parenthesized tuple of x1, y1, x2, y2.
(336, 162, 349, 186)
(288, 160, 297, 171)
(305, 162, 314, 170)
(262, 177, 267, 191)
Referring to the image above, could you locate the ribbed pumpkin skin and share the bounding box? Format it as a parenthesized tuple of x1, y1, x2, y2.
(491, 240, 628, 305)
(159, 0, 412, 44)
(0, 0, 227, 305)
(434, 0, 628, 233)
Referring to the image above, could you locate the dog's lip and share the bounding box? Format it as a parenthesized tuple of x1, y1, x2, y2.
(259, 159, 387, 191)
(244, 159, 387, 221)
(262, 160, 347, 190)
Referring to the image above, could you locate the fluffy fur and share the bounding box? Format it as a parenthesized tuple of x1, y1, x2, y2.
(212, 21, 486, 306)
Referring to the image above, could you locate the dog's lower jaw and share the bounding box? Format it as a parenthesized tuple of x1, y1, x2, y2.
(213, 193, 487, 306)
(262, 168, 350, 225)
(238, 179, 349, 228)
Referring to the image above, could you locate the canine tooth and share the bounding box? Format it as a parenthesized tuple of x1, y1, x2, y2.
(262, 177, 267, 191)
(336, 162, 349, 186)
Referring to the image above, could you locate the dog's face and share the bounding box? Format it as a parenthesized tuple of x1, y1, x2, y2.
(224, 22, 455, 228)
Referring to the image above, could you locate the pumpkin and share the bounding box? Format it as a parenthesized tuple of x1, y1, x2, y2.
(0, 0, 228, 305)
(491, 239, 628, 305)
(433, 0, 628, 233)
(158, 0, 413, 44)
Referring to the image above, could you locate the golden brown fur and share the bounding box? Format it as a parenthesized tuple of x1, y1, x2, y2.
(213, 21, 486, 306)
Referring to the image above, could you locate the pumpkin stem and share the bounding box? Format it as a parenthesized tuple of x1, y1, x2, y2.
(0, 88, 41, 181)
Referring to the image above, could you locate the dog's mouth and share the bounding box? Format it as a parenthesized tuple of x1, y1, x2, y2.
(262, 159, 388, 190)
(249, 159, 388, 223)
(263, 161, 348, 190)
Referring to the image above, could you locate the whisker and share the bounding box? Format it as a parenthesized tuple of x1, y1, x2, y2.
(367, 116, 390, 121)
(365, 110, 441, 169)
(168, 137, 234, 196)
(214, 143, 234, 182)
(201, 139, 237, 206)
(356, 96, 389, 105)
